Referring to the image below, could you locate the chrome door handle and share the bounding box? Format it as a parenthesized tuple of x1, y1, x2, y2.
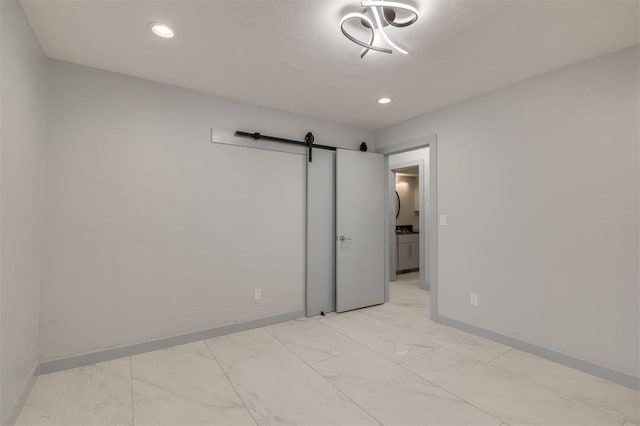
(338, 235, 352, 242)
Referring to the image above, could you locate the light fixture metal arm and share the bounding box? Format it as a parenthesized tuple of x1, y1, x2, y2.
(340, 0, 418, 58)
(340, 13, 393, 57)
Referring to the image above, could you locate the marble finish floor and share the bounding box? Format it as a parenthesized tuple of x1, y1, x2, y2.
(16, 273, 639, 425)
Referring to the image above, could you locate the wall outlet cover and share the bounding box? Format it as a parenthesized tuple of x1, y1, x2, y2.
(470, 292, 478, 306)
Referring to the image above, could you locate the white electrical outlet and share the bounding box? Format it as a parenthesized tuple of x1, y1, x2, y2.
(254, 288, 262, 301)
(470, 292, 478, 306)
(439, 214, 448, 226)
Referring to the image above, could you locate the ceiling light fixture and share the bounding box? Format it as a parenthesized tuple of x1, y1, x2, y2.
(150, 23, 175, 39)
(378, 97, 391, 104)
(340, 0, 418, 58)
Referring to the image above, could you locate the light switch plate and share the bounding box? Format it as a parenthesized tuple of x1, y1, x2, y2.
(254, 288, 262, 301)
(470, 292, 478, 306)
(439, 214, 447, 226)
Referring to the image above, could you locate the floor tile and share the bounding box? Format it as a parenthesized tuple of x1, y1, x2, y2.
(389, 289, 429, 310)
(316, 310, 438, 363)
(223, 348, 380, 426)
(14, 358, 132, 426)
(359, 301, 428, 323)
(364, 309, 511, 364)
(132, 346, 255, 426)
(366, 295, 510, 363)
(403, 347, 623, 425)
(389, 273, 429, 305)
(490, 349, 640, 424)
(265, 317, 361, 364)
(15, 277, 636, 426)
(422, 323, 511, 363)
(204, 328, 284, 366)
(313, 347, 502, 426)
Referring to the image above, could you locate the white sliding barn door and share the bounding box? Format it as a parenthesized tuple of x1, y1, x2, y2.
(335, 149, 385, 312)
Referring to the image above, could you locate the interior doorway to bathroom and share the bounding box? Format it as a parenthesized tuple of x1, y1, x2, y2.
(380, 136, 437, 320)
(388, 147, 430, 294)
(394, 166, 420, 273)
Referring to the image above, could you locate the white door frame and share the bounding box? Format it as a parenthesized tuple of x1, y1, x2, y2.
(378, 135, 438, 320)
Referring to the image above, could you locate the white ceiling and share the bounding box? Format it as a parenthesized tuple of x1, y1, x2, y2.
(21, 0, 639, 130)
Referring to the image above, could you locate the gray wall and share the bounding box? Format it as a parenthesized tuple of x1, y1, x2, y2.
(0, 1, 47, 422)
(40, 60, 372, 361)
(375, 46, 639, 377)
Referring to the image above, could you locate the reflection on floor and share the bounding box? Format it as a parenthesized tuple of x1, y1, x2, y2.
(16, 280, 639, 426)
(394, 270, 420, 286)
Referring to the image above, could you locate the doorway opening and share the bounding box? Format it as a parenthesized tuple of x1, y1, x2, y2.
(380, 136, 437, 320)
(388, 149, 428, 292)
(393, 165, 423, 292)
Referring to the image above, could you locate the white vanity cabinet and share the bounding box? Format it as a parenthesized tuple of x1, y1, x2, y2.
(397, 233, 419, 272)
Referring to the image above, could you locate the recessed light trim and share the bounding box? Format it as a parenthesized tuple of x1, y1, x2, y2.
(378, 97, 392, 104)
(150, 22, 175, 39)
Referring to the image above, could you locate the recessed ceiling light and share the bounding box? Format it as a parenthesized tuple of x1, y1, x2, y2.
(378, 97, 391, 104)
(150, 23, 175, 39)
